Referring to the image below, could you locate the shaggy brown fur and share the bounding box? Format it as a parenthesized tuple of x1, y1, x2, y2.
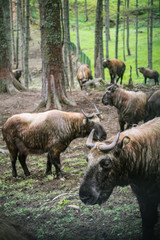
(139, 67, 159, 85)
(102, 84, 147, 131)
(77, 64, 93, 89)
(2, 110, 106, 178)
(79, 118, 160, 240)
(145, 89, 160, 122)
(103, 58, 126, 84)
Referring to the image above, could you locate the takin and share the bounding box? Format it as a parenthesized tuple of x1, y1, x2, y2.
(102, 84, 147, 131)
(2, 107, 106, 178)
(103, 58, 126, 84)
(79, 118, 160, 240)
(139, 67, 159, 85)
(144, 89, 160, 122)
(77, 64, 93, 90)
(12, 69, 23, 82)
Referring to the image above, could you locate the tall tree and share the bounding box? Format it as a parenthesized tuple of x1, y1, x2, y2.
(38, 0, 75, 110)
(123, 0, 126, 62)
(16, 0, 20, 69)
(24, 0, 30, 88)
(75, 0, 81, 57)
(0, 0, 25, 93)
(126, 0, 131, 55)
(148, 0, 153, 69)
(115, 0, 120, 59)
(10, 0, 16, 64)
(135, 0, 139, 77)
(104, 0, 110, 59)
(94, 0, 104, 79)
(62, 0, 74, 89)
(84, 0, 88, 21)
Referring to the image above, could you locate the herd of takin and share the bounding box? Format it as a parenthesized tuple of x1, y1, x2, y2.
(2, 58, 160, 240)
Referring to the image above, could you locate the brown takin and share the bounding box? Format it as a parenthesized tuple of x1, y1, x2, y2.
(139, 67, 159, 85)
(103, 58, 126, 84)
(12, 69, 23, 82)
(77, 64, 93, 90)
(79, 117, 160, 240)
(102, 84, 147, 131)
(144, 89, 160, 122)
(2, 107, 106, 178)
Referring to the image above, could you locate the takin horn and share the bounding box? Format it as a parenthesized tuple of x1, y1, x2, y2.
(86, 129, 96, 149)
(98, 132, 120, 152)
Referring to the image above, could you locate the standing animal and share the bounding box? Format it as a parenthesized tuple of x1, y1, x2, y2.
(103, 58, 126, 84)
(144, 89, 160, 122)
(79, 118, 160, 240)
(102, 84, 147, 131)
(12, 69, 23, 82)
(139, 67, 159, 85)
(2, 107, 106, 178)
(77, 64, 93, 90)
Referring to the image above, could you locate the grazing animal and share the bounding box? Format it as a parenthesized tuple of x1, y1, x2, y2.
(12, 69, 23, 82)
(139, 67, 159, 85)
(144, 89, 160, 122)
(79, 118, 160, 240)
(77, 64, 93, 90)
(103, 58, 126, 84)
(102, 84, 147, 131)
(2, 107, 106, 178)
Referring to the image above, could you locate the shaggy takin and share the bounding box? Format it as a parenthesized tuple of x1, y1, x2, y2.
(2, 107, 106, 178)
(102, 84, 147, 131)
(79, 118, 160, 240)
(103, 58, 126, 84)
(12, 69, 23, 82)
(145, 89, 160, 122)
(77, 64, 93, 89)
(139, 67, 159, 85)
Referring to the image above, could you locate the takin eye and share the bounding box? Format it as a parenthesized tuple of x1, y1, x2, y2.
(100, 158, 112, 169)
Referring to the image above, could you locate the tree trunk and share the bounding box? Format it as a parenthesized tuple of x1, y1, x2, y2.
(75, 0, 81, 57)
(104, 0, 110, 59)
(19, 0, 25, 71)
(24, 0, 29, 88)
(16, 0, 20, 69)
(84, 0, 88, 21)
(94, 0, 104, 78)
(148, 0, 153, 69)
(62, 0, 74, 89)
(123, 1, 126, 62)
(126, 0, 131, 55)
(38, 0, 75, 110)
(135, 0, 139, 77)
(115, 0, 120, 59)
(10, 0, 16, 64)
(0, 0, 26, 93)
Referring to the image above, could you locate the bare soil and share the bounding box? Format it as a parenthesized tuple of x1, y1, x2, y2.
(0, 85, 160, 240)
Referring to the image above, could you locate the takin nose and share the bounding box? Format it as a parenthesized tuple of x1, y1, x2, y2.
(79, 183, 99, 205)
(102, 96, 108, 105)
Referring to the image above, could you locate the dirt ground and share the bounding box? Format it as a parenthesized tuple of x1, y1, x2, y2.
(0, 84, 160, 240)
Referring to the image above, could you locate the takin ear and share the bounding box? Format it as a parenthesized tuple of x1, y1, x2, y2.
(82, 118, 87, 125)
(118, 136, 130, 149)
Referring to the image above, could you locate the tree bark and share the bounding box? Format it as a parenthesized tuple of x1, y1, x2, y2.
(148, 0, 153, 69)
(84, 0, 88, 21)
(75, 0, 81, 57)
(135, 0, 139, 77)
(10, 0, 16, 64)
(115, 0, 120, 59)
(123, 1, 126, 62)
(126, 0, 131, 56)
(104, 0, 110, 59)
(16, 0, 20, 69)
(0, 0, 26, 93)
(94, 0, 104, 78)
(38, 0, 75, 110)
(24, 0, 29, 88)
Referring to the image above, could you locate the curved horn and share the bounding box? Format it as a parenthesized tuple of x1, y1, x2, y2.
(86, 129, 96, 149)
(93, 104, 100, 115)
(98, 132, 120, 152)
(81, 109, 94, 119)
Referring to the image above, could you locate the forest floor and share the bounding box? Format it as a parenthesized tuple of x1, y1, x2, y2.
(0, 81, 160, 240)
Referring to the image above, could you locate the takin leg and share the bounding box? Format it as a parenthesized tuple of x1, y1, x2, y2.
(18, 153, 30, 176)
(118, 118, 125, 132)
(10, 149, 18, 177)
(48, 151, 62, 178)
(46, 153, 52, 175)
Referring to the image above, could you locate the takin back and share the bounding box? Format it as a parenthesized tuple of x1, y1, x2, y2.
(79, 118, 160, 240)
(2, 108, 106, 178)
